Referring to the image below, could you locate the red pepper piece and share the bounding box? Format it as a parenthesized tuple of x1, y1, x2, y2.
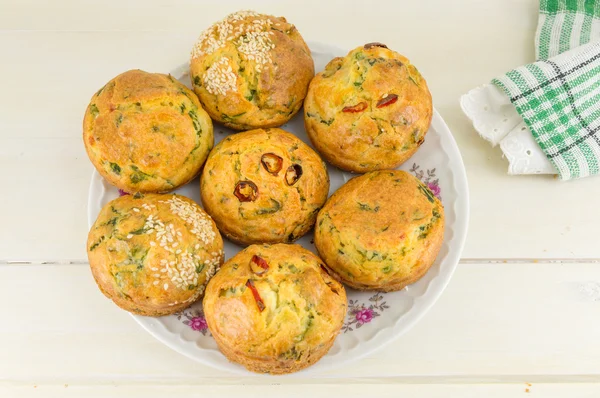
(245, 279, 265, 312)
(342, 102, 368, 113)
(364, 42, 388, 49)
(250, 255, 269, 275)
(260, 153, 283, 175)
(234, 181, 258, 202)
(285, 164, 303, 186)
(376, 94, 399, 108)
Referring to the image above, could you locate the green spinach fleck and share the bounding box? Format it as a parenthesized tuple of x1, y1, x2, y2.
(90, 104, 99, 118)
(418, 184, 436, 203)
(245, 89, 257, 102)
(188, 110, 202, 137)
(357, 202, 380, 212)
(109, 162, 121, 175)
(130, 165, 152, 184)
(255, 199, 282, 215)
(89, 235, 105, 251)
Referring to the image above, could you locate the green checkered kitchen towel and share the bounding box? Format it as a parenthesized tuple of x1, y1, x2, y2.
(492, 0, 600, 179)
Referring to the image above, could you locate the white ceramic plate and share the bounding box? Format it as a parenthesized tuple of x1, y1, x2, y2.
(87, 42, 469, 376)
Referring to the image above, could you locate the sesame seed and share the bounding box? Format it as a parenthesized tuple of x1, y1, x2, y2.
(133, 196, 220, 292)
(127, 234, 133, 239)
(191, 10, 277, 90)
(133, 208, 140, 212)
(203, 57, 238, 95)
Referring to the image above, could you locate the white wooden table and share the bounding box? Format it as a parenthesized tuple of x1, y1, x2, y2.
(3, 0, 600, 396)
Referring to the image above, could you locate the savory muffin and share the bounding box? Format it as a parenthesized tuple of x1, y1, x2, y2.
(314, 170, 444, 291)
(83, 69, 214, 193)
(304, 43, 433, 172)
(190, 10, 314, 130)
(87, 193, 224, 316)
(203, 243, 346, 374)
(200, 128, 329, 245)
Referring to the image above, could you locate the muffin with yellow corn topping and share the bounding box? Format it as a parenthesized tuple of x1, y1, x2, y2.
(190, 10, 314, 130)
(314, 170, 444, 291)
(87, 193, 224, 316)
(83, 69, 213, 193)
(203, 243, 346, 374)
(304, 43, 433, 172)
(200, 128, 329, 245)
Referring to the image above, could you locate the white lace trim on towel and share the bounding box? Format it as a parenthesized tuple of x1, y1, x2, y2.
(460, 84, 556, 175)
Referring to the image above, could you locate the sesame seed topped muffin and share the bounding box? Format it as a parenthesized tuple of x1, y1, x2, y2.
(83, 69, 213, 193)
(314, 170, 444, 292)
(200, 128, 329, 246)
(87, 193, 224, 316)
(203, 243, 347, 374)
(304, 43, 433, 172)
(190, 10, 314, 130)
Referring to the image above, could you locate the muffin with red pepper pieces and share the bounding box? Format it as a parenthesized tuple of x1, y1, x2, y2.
(200, 128, 329, 245)
(304, 43, 433, 172)
(189, 10, 314, 130)
(203, 243, 347, 374)
(87, 193, 224, 316)
(83, 69, 213, 193)
(314, 170, 444, 291)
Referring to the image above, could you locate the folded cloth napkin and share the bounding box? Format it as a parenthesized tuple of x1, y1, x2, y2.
(461, 0, 600, 179)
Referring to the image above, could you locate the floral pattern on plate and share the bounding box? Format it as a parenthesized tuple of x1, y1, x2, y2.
(410, 163, 441, 199)
(176, 307, 210, 336)
(342, 292, 390, 333)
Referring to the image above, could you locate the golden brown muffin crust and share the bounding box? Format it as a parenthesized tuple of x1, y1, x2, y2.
(314, 170, 444, 291)
(87, 194, 224, 316)
(200, 128, 329, 245)
(304, 44, 433, 172)
(83, 69, 213, 193)
(203, 244, 347, 374)
(190, 10, 314, 130)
